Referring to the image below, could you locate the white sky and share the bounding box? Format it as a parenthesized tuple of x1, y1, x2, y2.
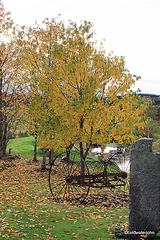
(2, 0, 160, 95)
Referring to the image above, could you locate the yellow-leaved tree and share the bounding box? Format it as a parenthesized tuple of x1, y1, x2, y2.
(20, 20, 148, 163)
(0, 2, 25, 157)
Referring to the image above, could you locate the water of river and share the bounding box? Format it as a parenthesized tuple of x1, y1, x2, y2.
(90, 145, 130, 173)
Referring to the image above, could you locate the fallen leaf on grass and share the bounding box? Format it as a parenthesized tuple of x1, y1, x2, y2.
(62, 230, 70, 233)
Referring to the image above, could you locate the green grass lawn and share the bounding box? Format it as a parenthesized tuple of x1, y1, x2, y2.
(7, 136, 46, 160)
(0, 156, 129, 240)
(4, 136, 160, 239)
(3, 137, 130, 239)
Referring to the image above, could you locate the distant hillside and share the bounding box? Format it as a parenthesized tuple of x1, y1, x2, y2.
(139, 94, 160, 105)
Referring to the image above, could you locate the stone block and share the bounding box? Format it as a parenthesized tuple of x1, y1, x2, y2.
(129, 138, 160, 233)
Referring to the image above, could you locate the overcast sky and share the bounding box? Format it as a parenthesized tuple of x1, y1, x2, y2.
(2, 0, 160, 95)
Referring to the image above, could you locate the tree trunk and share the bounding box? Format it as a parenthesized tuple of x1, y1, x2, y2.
(66, 144, 73, 161)
(49, 149, 54, 165)
(41, 148, 47, 170)
(3, 117, 7, 155)
(80, 141, 85, 177)
(79, 118, 85, 176)
(84, 143, 90, 161)
(0, 58, 3, 158)
(33, 134, 37, 161)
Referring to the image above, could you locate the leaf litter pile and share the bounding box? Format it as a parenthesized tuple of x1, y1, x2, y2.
(0, 155, 129, 239)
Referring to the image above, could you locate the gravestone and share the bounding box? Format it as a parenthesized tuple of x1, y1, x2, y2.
(129, 138, 160, 233)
